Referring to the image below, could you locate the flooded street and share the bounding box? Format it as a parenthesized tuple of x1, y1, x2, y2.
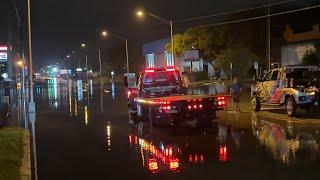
(35, 81, 320, 180)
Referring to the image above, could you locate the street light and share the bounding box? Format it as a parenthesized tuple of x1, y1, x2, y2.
(66, 55, 70, 58)
(17, 61, 24, 67)
(135, 9, 175, 66)
(101, 31, 108, 38)
(136, 10, 144, 18)
(81, 43, 86, 48)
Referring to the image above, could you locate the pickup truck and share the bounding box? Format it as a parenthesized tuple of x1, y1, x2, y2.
(128, 67, 226, 127)
(251, 65, 320, 117)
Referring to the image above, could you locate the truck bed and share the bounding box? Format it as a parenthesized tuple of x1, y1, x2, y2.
(135, 94, 216, 105)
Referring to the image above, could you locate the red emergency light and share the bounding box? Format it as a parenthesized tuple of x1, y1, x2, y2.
(166, 67, 176, 72)
(145, 69, 155, 73)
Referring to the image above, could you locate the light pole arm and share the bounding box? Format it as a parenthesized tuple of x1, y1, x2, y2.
(146, 12, 170, 24)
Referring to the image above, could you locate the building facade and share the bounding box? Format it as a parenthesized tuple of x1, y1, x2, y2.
(142, 38, 214, 77)
(281, 25, 320, 66)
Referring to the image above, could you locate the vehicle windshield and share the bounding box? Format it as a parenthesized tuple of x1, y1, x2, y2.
(143, 71, 180, 87)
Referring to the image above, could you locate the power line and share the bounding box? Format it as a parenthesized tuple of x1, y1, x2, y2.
(198, 4, 320, 28)
(174, 0, 296, 23)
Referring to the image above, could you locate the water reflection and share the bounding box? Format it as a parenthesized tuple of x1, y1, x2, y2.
(111, 80, 115, 99)
(251, 112, 320, 165)
(106, 122, 112, 151)
(77, 80, 83, 101)
(84, 106, 88, 126)
(47, 78, 59, 108)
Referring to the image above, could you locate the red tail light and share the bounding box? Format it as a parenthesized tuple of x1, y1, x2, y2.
(216, 96, 227, 107)
(160, 105, 172, 110)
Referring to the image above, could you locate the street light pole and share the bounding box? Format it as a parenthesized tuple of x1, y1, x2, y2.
(27, 0, 35, 113)
(136, 10, 175, 66)
(125, 38, 129, 73)
(169, 20, 175, 66)
(98, 49, 102, 75)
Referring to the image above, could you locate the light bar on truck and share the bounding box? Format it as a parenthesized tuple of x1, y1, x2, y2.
(166, 67, 176, 72)
(145, 69, 155, 73)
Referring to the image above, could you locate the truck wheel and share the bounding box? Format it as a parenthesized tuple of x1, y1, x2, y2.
(285, 97, 297, 117)
(251, 97, 261, 111)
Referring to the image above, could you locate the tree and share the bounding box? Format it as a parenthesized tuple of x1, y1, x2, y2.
(166, 27, 229, 65)
(215, 43, 261, 78)
(302, 43, 320, 66)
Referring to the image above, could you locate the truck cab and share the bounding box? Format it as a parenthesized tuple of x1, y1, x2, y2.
(136, 67, 184, 98)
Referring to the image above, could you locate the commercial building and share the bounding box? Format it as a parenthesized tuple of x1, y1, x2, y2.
(281, 24, 320, 66)
(0, 0, 24, 80)
(142, 38, 214, 77)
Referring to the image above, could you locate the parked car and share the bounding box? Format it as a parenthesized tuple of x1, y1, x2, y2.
(251, 65, 320, 117)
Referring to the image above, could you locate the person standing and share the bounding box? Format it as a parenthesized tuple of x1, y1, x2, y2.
(181, 72, 190, 94)
(230, 77, 242, 112)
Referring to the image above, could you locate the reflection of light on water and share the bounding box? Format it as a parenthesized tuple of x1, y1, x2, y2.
(89, 79, 93, 96)
(75, 97, 78, 116)
(47, 78, 59, 108)
(106, 122, 111, 151)
(219, 145, 228, 162)
(77, 80, 83, 101)
(111, 81, 115, 99)
(69, 84, 72, 115)
(84, 106, 88, 126)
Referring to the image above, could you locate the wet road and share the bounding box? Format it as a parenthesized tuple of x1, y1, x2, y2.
(35, 81, 320, 180)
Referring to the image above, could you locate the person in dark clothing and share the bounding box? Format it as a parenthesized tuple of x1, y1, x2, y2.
(230, 77, 242, 112)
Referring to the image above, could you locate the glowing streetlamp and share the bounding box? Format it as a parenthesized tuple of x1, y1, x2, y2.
(135, 9, 175, 66)
(17, 61, 24, 67)
(101, 31, 108, 37)
(81, 43, 86, 48)
(136, 10, 144, 18)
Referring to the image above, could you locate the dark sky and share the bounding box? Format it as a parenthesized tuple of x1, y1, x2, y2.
(10, 0, 319, 70)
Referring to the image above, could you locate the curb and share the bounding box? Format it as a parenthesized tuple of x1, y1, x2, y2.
(20, 130, 31, 180)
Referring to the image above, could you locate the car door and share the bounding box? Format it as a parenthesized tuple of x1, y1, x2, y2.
(263, 70, 279, 101)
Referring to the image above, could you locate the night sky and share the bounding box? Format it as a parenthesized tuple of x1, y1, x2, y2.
(2, 0, 319, 70)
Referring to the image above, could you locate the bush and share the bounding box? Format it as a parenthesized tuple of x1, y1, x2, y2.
(0, 128, 24, 180)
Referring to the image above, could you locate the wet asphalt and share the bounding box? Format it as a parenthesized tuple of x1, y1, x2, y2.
(35, 82, 320, 180)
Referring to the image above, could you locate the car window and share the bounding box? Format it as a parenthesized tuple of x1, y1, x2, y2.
(271, 70, 279, 81)
(142, 71, 180, 86)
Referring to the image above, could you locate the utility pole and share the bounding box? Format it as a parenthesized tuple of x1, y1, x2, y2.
(125, 39, 129, 73)
(98, 49, 102, 75)
(27, 0, 35, 113)
(170, 20, 175, 66)
(266, 6, 271, 70)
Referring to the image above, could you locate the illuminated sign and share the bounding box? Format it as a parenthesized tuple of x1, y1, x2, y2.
(0, 52, 7, 61)
(0, 46, 8, 51)
(59, 69, 72, 75)
(184, 50, 199, 60)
